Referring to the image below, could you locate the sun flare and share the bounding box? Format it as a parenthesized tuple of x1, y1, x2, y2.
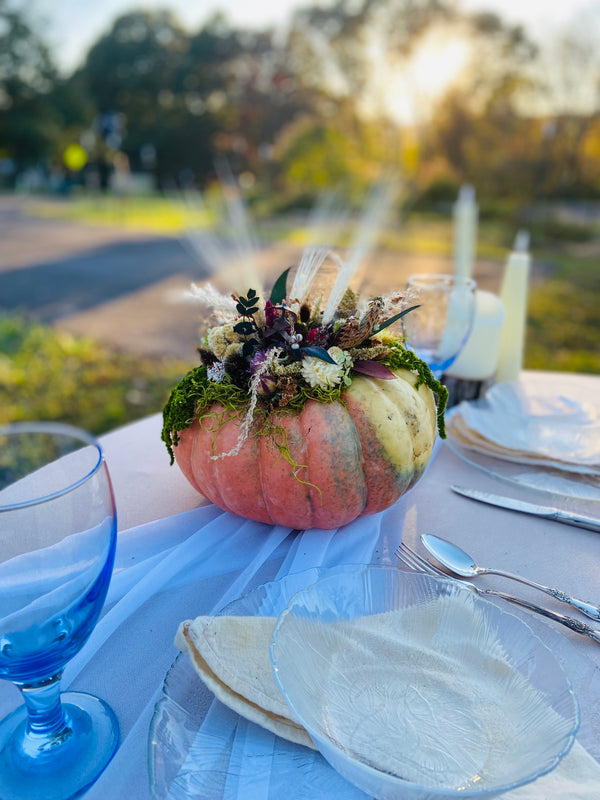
(364, 26, 471, 124)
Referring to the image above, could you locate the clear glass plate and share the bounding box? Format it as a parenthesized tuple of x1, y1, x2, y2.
(444, 432, 600, 510)
(148, 566, 369, 800)
(444, 374, 600, 514)
(148, 569, 600, 800)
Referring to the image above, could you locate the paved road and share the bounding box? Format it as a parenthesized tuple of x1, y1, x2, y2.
(0, 195, 504, 360)
(0, 196, 310, 359)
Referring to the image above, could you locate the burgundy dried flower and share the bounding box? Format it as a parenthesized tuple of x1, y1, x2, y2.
(306, 326, 330, 348)
(264, 300, 278, 327)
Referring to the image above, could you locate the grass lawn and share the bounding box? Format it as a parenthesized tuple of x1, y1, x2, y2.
(0, 315, 189, 435)
(526, 245, 600, 374)
(29, 193, 214, 234)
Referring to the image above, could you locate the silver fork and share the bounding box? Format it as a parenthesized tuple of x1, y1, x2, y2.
(396, 541, 600, 645)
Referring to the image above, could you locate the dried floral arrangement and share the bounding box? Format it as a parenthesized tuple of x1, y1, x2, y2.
(161, 260, 448, 463)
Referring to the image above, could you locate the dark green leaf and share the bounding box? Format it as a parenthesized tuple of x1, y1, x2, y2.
(247, 289, 257, 299)
(269, 267, 291, 305)
(242, 339, 258, 358)
(236, 302, 247, 315)
(302, 346, 337, 364)
(244, 306, 259, 316)
(233, 321, 254, 336)
(373, 305, 420, 334)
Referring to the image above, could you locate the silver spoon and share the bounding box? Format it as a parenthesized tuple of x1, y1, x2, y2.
(421, 533, 600, 622)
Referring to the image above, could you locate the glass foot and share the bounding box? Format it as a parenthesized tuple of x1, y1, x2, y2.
(0, 692, 119, 800)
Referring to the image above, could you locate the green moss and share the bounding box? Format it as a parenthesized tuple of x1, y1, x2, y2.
(382, 344, 448, 438)
(285, 382, 345, 409)
(161, 339, 448, 463)
(161, 365, 250, 462)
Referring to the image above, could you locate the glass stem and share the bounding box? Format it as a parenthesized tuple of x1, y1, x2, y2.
(18, 673, 72, 754)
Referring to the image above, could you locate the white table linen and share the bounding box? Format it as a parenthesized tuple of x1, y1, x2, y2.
(1, 371, 599, 799)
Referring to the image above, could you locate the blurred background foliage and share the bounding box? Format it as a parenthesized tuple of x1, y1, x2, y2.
(3, 0, 600, 208)
(0, 0, 599, 434)
(0, 314, 189, 433)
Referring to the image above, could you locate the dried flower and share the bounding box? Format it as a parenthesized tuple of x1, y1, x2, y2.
(276, 375, 298, 407)
(337, 287, 360, 318)
(301, 346, 352, 388)
(289, 331, 303, 349)
(257, 375, 277, 396)
(186, 283, 237, 324)
(206, 324, 243, 360)
(207, 361, 226, 383)
(186, 271, 424, 421)
(333, 317, 362, 348)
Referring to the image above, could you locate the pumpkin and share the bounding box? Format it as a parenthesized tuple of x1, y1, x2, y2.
(171, 367, 437, 529)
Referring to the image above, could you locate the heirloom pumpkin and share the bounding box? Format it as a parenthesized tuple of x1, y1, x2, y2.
(162, 271, 447, 530)
(166, 366, 439, 530)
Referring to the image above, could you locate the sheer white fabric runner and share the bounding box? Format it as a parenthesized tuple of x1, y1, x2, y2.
(73, 503, 400, 799)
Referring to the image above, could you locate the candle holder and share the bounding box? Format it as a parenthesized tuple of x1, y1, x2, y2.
(442, 374, 496, 409)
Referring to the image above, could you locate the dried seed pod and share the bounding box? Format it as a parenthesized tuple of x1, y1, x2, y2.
(276, 375, 298, 407)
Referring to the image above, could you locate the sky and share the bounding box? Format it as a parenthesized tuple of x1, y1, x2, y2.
(28, 0, 600, 75)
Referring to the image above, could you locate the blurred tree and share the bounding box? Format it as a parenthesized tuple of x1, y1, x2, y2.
(531, 18, 600, 198)
(77, 10, 211, 186)
(273, 107, 383, 204)
(280, 0, 542, 205)
(182, 13, 327, 194)
(0, 0, 60, 180)
(421, 12, 540, 202)
(3, 0, 599, 208)
(285, 0, 456, 121)
(76, 10, 316, 189)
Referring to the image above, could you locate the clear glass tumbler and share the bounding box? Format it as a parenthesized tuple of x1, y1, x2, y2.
(402, 274, 477, 377)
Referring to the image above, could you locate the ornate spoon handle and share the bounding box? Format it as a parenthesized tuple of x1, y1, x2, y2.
(481, 567, 600, 622)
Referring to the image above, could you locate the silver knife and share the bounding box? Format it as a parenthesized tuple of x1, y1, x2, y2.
(451, 485, 600, 533)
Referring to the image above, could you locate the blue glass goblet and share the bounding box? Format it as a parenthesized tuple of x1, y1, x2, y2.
(0, 422, 119, 800)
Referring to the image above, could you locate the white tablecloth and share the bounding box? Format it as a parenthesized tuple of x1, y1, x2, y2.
(1, 371, 599, 798)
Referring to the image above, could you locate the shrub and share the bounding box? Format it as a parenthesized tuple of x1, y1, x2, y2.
(0, 315, 189, 435)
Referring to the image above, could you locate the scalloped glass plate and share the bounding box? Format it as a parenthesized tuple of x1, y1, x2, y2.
(148, 568, 600, 800)
(148, 566, 368, 800)
(272, 568, 580, 799)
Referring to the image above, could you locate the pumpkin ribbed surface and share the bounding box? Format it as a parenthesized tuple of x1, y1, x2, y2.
(173, 368, 437, 529)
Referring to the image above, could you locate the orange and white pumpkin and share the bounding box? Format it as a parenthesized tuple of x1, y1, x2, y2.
(171, 367, 437, 529)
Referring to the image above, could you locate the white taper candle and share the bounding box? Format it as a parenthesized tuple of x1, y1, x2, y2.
(495, 230, 531, 383)
(453, 184, 478, 280)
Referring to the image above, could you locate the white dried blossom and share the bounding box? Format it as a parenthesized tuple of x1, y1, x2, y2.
(207, 361, 226, 383)
(289, 331, 303, 350)
(206, 324, 242, 359)
(301, 346, 352, 389)
(186, 282, 237, 324)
